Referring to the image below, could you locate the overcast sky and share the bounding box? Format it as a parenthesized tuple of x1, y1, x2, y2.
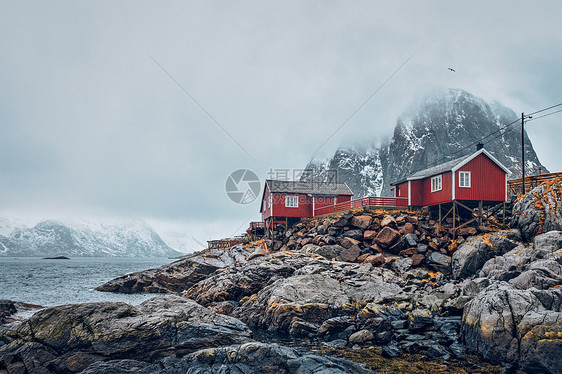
(1, 1, 561, 252)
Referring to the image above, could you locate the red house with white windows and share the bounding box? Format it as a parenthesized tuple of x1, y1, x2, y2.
(260, 179, 354, 228)
(391, 147, 510, 207)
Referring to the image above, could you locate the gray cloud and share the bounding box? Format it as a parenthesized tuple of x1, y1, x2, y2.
(1, 1, 561, 244)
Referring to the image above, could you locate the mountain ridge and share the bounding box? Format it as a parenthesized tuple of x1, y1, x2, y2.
(305, 88, 546, 197)
(0, 218, 182, 257)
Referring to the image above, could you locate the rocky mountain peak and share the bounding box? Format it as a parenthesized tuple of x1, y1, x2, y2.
(305, 88, 546, 198)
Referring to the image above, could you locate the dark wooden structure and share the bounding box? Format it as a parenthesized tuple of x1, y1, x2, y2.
(207, 237, 245, 250)
(507, 172, 562, 196)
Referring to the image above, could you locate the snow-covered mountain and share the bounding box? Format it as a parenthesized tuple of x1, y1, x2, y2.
(305, 146, 385, 197)
(0, 219, 182, 257)
(304, 88, 546, 197)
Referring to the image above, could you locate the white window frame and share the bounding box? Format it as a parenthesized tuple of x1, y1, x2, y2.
(431, 175, 442, 192)
(459, 171, 471, 188)
(285, 195, 298, 208)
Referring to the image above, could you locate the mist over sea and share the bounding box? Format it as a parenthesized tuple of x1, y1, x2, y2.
(0, 257, 175, 309)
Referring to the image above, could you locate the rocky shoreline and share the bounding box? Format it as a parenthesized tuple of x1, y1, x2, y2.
(2, 181, 562, 373)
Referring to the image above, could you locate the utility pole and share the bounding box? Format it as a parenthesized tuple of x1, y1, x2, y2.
(522, 112, 525, 195)
(521, 112, 533, 195)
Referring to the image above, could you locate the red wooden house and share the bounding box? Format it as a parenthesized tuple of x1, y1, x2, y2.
(260, 179, 353, 229)
(391, 147, 510, 208)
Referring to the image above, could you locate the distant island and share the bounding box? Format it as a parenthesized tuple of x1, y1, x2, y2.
(43, 256, 70, 260)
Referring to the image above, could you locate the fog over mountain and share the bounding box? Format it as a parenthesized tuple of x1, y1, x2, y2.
(0, 218, 182, 257)
(304, 89, 546, 197)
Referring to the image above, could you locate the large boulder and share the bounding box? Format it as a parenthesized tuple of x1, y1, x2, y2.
(79, 341, 375, 374)
(461, 235, 562, 373)
(184, 252, 305, 306)
(184, 342, 374, 374)
(374, 227, 401, 249)
(511, 178, 562, 241)
(0, 295, 252, 373)
(479, 230, 562, 283)
(451, 230, 520, 280)
(350, 215, 373, 229)
(234, 264, 401, 334)
(307, 244, 346, 259)
(462, 283, 562, 373)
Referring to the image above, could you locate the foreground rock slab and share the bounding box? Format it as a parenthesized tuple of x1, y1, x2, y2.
(77, 342, 374, 374)
(0, 295, 252, 373)
(96, 245, 255, 293)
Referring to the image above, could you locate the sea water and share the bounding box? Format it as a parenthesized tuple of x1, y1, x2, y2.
(0, 257, 176, 309)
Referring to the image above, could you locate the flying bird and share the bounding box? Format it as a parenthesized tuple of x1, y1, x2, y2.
(448, 67, 456, 72)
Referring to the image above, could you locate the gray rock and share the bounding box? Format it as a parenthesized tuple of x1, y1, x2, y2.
(348, 329, 374, 345)
(509, 260, 562, 290)
(428, 252, 451, 274)
(534, 230, 562, 252)
(96, 257, 220, 293)
(405, 233, 418, 246)
(428, 251, 451, 267)
(344, 229, 364, 240)
(381, 344, 400, 358)
(461, 282, 562, 372)
(322, 339, 348, 348)
(426, 344, 450, 359)
(235, 266, 402, 334)
(448, 342, 465, 359)
(417, 244, 428, 253)
(89, 342, 375, 374)
(79, 359, 155, 374)
(391, 257, 413, 274)
(461, 277, 491, 297)
(184, 252, 303, 305)
(390, 320, 408, 330)
(318, 316, 356, 336)
(308, 244, 347, 259)
(512, 179, 562, 241)
(408, 309, 433, 331)
(0, 296, 252, 373)
(452, 231, 519, 280)
(337, 244, 361, 262)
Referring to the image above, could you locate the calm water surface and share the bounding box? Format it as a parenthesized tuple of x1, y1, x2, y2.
(0, 257, 176, 309)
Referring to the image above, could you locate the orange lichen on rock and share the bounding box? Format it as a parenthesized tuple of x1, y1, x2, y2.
(481, 234, 494, 249)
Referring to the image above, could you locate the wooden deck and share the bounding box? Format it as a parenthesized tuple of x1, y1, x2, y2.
(507, 172, 562, 196)
(207, 237, 245, 250)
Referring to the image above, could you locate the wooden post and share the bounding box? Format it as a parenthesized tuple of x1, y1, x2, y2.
(452, 201, 456, 240)
(478, 201, 483, 226)
(438, 204, 441, 231)
(521, 112, 526, 195)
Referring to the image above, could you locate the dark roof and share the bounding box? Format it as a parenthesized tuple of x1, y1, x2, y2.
(265, 179, 354, 196)
(407, 155, 467, 180)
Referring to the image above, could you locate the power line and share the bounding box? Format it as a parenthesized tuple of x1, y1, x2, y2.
(528, 108, 562, 121)
(528, 102, 562, 116)
(408, 101, 562, 176)
(407, 117, 520, 176)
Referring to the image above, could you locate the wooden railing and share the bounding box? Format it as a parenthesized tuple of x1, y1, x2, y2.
(207, 237, 245, 250)
(249, 221, 265, 229)
(507, 172, 562, 196)
(313, 196, 409, 216)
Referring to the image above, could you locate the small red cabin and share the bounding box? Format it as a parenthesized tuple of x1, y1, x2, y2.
(260, 179, 353, 226)
(391, 148, 510, 207)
